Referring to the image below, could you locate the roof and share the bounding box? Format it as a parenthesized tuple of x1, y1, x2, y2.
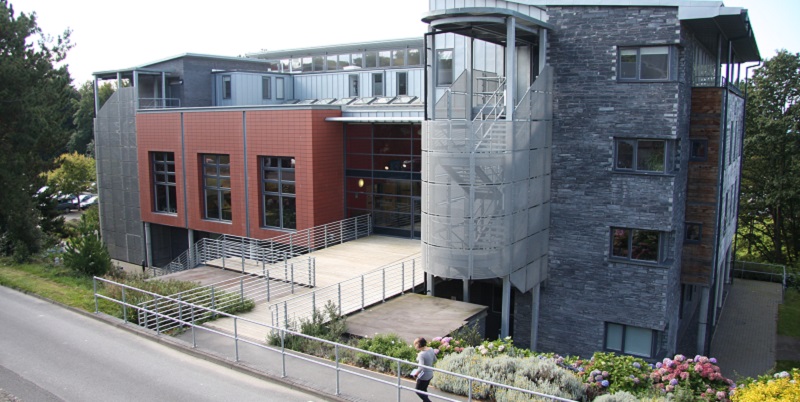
(422, 7, 552, 46)
(93, 53, 268, 79)
(245, 38, 424, 60)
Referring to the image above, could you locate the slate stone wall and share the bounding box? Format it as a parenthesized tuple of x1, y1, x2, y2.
(528, 6, 691, 358)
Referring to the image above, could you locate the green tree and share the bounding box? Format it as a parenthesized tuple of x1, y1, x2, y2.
(738, 50, 800, 265)
(46, 152, 96, 203)
(63, 208, 110, 277)
(0, 1, 76, 260)
(69, 81, 114, 155)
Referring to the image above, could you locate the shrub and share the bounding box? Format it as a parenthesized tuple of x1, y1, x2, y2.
(356, 333, 416, 375)
(433, 347, 585, 401)
(649, 354, 735, 400)
(571, 352, 652, 398)
(267, 301, 348, 358)
(475, 336, 530, 358)
(63, 212, 110, 276)
(731, 369, 800, 402)
(451, 321, 484, 347)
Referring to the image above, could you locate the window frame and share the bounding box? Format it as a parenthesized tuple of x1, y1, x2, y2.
(276, 77, 285, 100)
(222, 75, 232, 99)
(261, 156, 297, 230)
(262, 76, 271, 100)
(617, 46, 673, 82)
(614, 138, 670, 174)
(372, 72, 384, 96)
(611, 227, 664, 263)
(397, 72, 408, 96)
(685, 222, 702, 244)
(604, 322, 656, 358)
(152, 152, 177, 214)
(202, 154, 232, 222)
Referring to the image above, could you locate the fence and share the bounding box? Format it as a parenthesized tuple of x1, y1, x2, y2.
(732, 260, 787, 298)
(157, 214, 371, 275)
(93, 276, 576, 402)
(270, 256, 423, 329)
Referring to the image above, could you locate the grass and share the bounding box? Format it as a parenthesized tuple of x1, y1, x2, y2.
(778, 288, 800, 338)
(0, 258, 108, 312)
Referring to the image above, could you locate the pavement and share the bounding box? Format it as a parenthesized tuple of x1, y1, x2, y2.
(710, 279, 784, 379)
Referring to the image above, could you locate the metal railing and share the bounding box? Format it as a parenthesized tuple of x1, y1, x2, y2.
(157, 214, 371, 275)
(733, 260, 787, 298)
(93, 276, 576, 402)
(270, 256, 423, 329)
(138, 97, 181, 109)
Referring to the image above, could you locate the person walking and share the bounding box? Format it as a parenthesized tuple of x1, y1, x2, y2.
(412, 337, 436, 402)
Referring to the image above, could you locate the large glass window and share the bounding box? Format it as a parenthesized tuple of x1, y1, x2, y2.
(152, 152, 177, 213)
(407, 48, 421, 65)
(611, 227, 662, 263)
(615, 139, 668, 173)
(262, 156, 296, 230)
(619, 46, 671, 81)
(372, 73, 384, 96)
(437, 49, 454, 86)
(392, 49, 406, 67)
(605, 323, 655, 357)
(276, 77, 285, 99)
(202, 154, 232, 221)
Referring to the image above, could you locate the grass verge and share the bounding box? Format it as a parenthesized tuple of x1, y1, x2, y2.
(778, 288, 800, 338)
(0, 259, 105, 312)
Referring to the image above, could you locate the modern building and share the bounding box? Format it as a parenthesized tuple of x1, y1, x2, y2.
(93, 0, 759, 359)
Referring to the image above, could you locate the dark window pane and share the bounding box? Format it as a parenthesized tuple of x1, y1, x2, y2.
(437, 50, 453, 86)
(155, 185, 167, 212)
(612, 228, 630, 258)
(631, 230, 659, 261)
(616, 140, 635, 169)
(640, 47, 669, 80)
(166, 163, 175, 173)
(205, 190, 220, 220)
(407, 49, 421, 65)
(348, 138, 372, 153)
(690, 140, 707, 159)
(392, 49, 405, 66)
(167, 186, 177, 213)
(166, 173, 176, 184)
(620, 49, 637, 79)
(264, 181, 279, 192)
(637, 140, 665, 172)
(221, 191, 232, 221)
(346, 154, 372, 170)
(219, 155, 230, 165)
(264, 195, 280, 227)
(686, 223, 701, 242)
(219, 178, 231, 189)
(624, 326, 653, 357)
(281, 183, 295, 194)
(282, 197, 296, 229)
(365, 51, 378, 68)
(606, 323, 623, 351)
(264, 170, 279, 181)
(205, 177, 218, 188)
(378, 51, 391, 67)
(282, 171, 295, 181)
(281, 158, 294, 169)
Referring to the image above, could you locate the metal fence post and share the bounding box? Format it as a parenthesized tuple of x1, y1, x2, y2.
(361, 275, 365, 310)
(324, 225, 328, 249)
(240, 278, 244, 305)
(312, 292, 316, 314)
(211, 286, 216, 318)
(397, 360, 402, 401)
(178, 294, 183, 323)
(338, 283, 342, 316)
(308, 258, 312, 286)
(222, 238, 226, 268)
(234, 317, 239, 362)
(335, 344, 341, 395)
(280, 329, 287, 378)
(382, 268, 386, 302)
(307, 229, 311, 252)
(412, 259, 416, 293)
(191, 305, 196, 348)
(340, 222, 344, 244)
(291, 264, 295, 294)
(283, 302, 288, 329)
(241, 236, 245, 273)
(122, 287, 127, 323)
(93, 278, 98, 313)
(155, 295, 160, 334)
(266, 271, 271, 301)
(313, 258, 316, 287)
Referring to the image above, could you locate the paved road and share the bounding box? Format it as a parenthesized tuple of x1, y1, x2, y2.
(0, 286, 321, 402)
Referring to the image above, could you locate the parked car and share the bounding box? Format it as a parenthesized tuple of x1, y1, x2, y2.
(80, 195, 98, 210)
(56, 195, 79, 212)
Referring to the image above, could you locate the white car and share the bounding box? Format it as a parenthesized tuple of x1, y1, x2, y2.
(80, 195, 98, 210)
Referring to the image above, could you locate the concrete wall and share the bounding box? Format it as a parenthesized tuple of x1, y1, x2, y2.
(536, 6, 688, 358)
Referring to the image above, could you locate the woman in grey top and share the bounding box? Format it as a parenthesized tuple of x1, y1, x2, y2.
(412, 337, 436, 402)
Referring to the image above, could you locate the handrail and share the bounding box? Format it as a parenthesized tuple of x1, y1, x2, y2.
(94, 276, 577, 402)
(138, 97, 181, 109)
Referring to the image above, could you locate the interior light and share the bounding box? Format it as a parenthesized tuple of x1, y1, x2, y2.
(358, 179, 365, 188)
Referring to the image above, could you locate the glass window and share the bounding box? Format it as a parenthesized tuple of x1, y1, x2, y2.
(611, 227, 661, 263)
(312, 55, 324, 71)
(690, 139, 708, 161)
(379, 50, 391, 67)
(349, 75, 359, 97)
(291, 58, 302, 73)
(407, 48, 421, 65)
(372, 73, 383, 96)
(202, 154, 232, 221)
(605, 323, 654, 358)
(276, 77, 285, 99)
(618, 46, 671, 81)
(261, 156, 296, 230)
(327, 55, 338, 71)
(397, 72, 408, 96)
(262, 76, 271, 100)
(351, 53, 363, 68)
(222, 76, 231, 99)
(685, 223, 702, 243)
(614, 139, 667, 173)
(337, 54, 351, 69)
(280, 59, 290, 73)
(301, 57, 313, 72)
(392, 49, 406, 66)
(437, 49, 454, 86)
(365, 51, 378, 68)
(152, 152, 177, 213)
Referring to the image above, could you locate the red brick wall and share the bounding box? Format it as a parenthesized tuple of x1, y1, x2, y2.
(137, 113, 186, 228)
(137, 108, 344, 240)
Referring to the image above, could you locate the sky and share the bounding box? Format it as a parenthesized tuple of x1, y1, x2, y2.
(9, 0, 800, 86)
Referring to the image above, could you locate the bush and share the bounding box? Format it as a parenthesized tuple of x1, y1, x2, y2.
(451, 321, 484, 347)
(732, 369, 800, 402)
(570, 352, 652, 398)
(267, 301, 348, 359)
(432, 347, 585, 401)
(649, 354, 735, 400)
(356, 333, 416, 375)
(63, 211, 110, 276)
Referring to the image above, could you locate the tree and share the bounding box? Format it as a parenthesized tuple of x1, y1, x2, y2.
(63, 207, 110, 277)
(738, 50, 800, 265)
(69, 81, 114, 155)
(0, 1, 76, 260)
(46, 152, 96, 202)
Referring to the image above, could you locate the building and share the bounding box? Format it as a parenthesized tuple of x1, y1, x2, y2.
(93, 0, 759, 359)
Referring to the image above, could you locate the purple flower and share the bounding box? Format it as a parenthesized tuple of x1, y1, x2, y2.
(709, 357, 718, 364)
(601, 380, 609, 387)
(633, 362, 641, 369)
(669, 379, 679, 386)
(656, 362, 663, 369)
(674, 354, 685, 362)
(602, 371, 609, 377)
(578, 367, 585, 372)
(595, 375, 603, 381)
(633, 378, 640, 384)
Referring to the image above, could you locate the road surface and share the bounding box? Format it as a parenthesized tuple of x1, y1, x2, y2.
(0, 286, 322, 401)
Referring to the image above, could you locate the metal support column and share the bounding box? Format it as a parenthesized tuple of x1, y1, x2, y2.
(462, 278, 470, 303)
(505, 17, 516, 121)
(187, 229, 195, 268)
(538, 28, 548, 74)
(144, 222, 152, 269)
(500, 275, 511, 338)
(426, 273, 434, 296)
(530, 283, 540, 351)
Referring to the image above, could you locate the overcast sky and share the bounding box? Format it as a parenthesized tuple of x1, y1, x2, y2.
(9, 0, 799, 86)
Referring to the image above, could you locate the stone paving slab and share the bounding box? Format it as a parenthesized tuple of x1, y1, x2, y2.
(710, 279, 783, 379)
